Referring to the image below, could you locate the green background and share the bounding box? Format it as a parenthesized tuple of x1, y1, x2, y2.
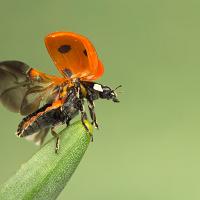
(1, 0, 200, 199)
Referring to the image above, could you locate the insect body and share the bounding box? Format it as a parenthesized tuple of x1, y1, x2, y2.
(0, 32, 120, 152)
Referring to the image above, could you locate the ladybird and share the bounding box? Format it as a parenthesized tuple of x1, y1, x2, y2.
(0, 32, 120, 152)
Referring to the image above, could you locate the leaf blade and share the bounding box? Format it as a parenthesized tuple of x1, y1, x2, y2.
(0, 121, 92, 200)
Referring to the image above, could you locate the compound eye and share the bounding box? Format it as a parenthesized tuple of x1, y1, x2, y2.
(104, 86, 111, 92)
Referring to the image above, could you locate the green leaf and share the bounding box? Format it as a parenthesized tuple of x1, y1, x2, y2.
(0, 120, 93, 200)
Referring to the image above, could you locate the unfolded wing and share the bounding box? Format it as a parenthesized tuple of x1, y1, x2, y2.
(0, 61, 63, 115)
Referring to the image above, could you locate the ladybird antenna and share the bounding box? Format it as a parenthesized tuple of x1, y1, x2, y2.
(114, 85, 122, 91)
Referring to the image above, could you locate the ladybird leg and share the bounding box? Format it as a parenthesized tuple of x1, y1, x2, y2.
(65, 116, 71, 127)
(78, 100, 93, 141)
(66, 120, 70, 127)
(80, 110, 89, 132)
(87, 100, 98, 129)
(51, 127, 60, 153)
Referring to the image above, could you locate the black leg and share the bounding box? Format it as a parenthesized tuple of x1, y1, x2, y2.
(87, 100, 99, 129)
(66, 119, 70, 127)
(78, 100, 93, 141)
(51, 127, 60, 153)
(80, 106, 89, 132)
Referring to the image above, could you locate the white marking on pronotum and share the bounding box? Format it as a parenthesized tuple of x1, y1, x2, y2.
(93, 84, 103, 92)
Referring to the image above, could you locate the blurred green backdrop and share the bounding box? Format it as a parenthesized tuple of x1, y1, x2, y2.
(1, 0, 200, 199)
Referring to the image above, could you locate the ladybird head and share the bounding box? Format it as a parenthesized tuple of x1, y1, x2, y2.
(93, 84, 121, 102)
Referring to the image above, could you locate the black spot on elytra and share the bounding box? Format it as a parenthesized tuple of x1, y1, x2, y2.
(83, 49, 87, 56)
(58, 45, 71, 53)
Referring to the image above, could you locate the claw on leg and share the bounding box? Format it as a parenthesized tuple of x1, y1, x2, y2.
(92, 121, 99, 129)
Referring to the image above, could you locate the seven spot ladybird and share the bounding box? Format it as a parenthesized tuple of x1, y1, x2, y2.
(0, 32, 120, 153)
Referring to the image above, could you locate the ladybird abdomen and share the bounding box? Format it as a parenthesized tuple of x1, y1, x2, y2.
(16, 106, 63, 137)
